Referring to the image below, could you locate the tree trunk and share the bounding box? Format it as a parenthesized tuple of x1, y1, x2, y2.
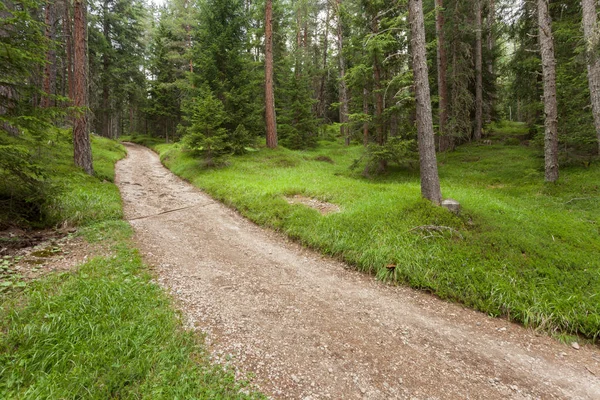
(73, 0, 93, 175)
(101, 0, 110, 138)
(582, 0, 600, 155)
(65, 0, 74, 104)
(538, 0, 559, 182)
(474, 0, 483, 140)
(185, 0, 193, 73)
(265, 0, 277, 148)
(537, 0, 558, 182)
(373, 53, 384, 145)
(336, 0, 349, 145)
(363, 86, 369, 146)
(409, 0, 442, 204)
(435, 0, 452, 151)
(41, 0, 57, 108)
(485, 0, 495, 123)
(318, 2, 329, 120)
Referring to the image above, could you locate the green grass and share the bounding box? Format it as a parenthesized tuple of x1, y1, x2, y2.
(139, 134, 600, 339)
(0, 135, 264, 399)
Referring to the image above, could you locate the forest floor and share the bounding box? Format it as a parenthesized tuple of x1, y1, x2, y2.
(116, 142, 600, 399)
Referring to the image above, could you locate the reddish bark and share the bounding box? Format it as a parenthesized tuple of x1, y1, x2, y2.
(73, 0, 93, 175)
(265, 0, 277, 148)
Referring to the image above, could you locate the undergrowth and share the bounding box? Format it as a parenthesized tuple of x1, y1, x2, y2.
(135, 132, 600, 339)
(0, 136, 263, 399)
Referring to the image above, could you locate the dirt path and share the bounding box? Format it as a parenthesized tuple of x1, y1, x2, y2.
(116, 143, 600, 399)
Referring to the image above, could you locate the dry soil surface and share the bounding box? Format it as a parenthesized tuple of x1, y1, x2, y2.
(116, 143, 600, 400)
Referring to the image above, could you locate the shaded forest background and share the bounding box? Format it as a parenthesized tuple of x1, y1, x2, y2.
(2, 0, 600, 223)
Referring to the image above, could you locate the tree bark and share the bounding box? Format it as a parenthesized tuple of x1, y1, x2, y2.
(485, 0, 495, 123)
(336, 0, 349, 145)
(318, 2, 329, 119)
(538, 0, 559, 182)
(582, 0, 600, 155)
(101, 0, 110, 138)
(41, 0, 57, 108)
(474, 0, 483, 140)
(435, 0, 452, 151)
(363, 86, 369, 146)
(265, 0, 277, 148)
(409, 0, 442, 204)
(65, 0, 74, 104)
(73, 0, 93, 175)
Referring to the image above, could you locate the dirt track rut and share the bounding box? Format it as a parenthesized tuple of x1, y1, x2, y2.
(116, 143, 600, 399)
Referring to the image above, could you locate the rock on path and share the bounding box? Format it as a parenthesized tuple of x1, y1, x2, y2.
(116, 143, 600, 399)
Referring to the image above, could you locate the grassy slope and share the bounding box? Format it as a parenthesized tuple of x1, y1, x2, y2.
(0, 136, 263, 399)
(135, 127, 600, 338)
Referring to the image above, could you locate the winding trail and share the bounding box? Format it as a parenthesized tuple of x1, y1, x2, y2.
(116, 143, 600, 399)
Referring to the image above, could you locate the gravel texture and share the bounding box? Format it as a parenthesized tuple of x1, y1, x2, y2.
(116, 143, 600, 399)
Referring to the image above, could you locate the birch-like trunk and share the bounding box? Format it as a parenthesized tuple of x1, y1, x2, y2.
(538, 0, 559, 182)
(582, 0, 600, 155)
(409, 0, 442, 204)
(73, 0, 93, 175)
(265, 0, 277, 148)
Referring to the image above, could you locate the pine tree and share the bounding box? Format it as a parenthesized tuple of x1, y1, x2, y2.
(582, 0, 600, 155)
(435, 0, 452, 151)
(538, 0, 559, 182)
(265, 0, 277, 148)
(409, 0, 442, 204)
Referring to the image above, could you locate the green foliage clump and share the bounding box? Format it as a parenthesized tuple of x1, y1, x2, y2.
(180, 91, 230, 166)
(353, 137, 418, 176)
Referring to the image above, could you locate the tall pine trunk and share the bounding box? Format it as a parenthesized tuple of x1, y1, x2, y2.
(538, 0, 559, 182)
(435, 0, 451, 151)
(409, 0, 442, 204)
(485, 0, 495, 123)
(318, 2, 329, 120)
(336, 0, 349, 145)
(264, 0, 277, 148)
(582, 0, 600, 155)
(101, 0, 110, 138)
(41, 0, 57, 108)
(363, 86, 369, 146)
(64, 0, 74, 103)
(73, 0, 93, 175)
(474, 0, 483, 140)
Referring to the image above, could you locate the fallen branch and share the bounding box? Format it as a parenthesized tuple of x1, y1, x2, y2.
(127, 202, 215, 221)
(408, 225, 463, 240)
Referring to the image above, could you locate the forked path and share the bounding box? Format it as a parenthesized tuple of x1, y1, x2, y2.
(116, 143, 600, 399)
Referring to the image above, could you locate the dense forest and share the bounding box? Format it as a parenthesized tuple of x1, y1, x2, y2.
(3, 0, 600, 207)
(3, 2, 600, 396)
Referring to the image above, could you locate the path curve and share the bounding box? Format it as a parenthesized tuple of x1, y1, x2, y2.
(116, 143, 600, 399)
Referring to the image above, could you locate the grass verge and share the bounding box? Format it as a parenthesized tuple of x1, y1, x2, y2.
(132, 133, 600, 339)
(0, 136, 263, 399)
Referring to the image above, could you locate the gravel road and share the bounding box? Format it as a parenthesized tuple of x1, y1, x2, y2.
(116, 143, 600, 399)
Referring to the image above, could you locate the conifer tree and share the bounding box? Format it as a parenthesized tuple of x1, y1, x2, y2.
(409, 0, 442, 204)
(538, 0, 559, 182)
(73, 0, 93, 175)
